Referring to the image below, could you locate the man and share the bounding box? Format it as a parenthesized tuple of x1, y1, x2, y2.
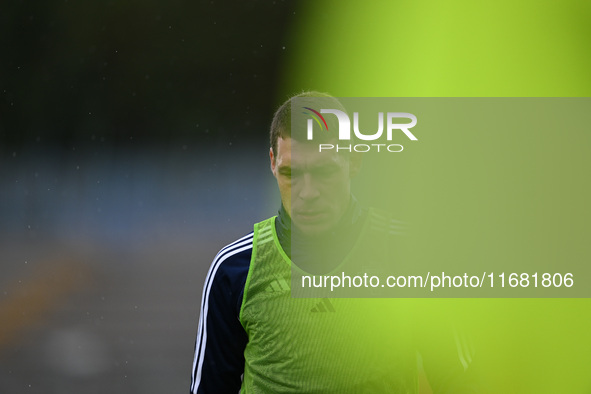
(190, 92, 477, 393)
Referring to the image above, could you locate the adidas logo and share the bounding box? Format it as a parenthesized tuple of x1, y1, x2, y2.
(310, 298, 335, 313)
(264, 276, 289, 293)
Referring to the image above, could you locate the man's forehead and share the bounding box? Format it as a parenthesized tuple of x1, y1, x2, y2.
(277, 137, 345, 168)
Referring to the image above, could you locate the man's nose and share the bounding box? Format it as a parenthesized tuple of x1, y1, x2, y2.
(298, 173, 320, 200)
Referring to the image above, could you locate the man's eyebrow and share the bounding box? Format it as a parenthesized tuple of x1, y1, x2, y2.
(309, 161, 340, 171)
(280, 161, 340, 173)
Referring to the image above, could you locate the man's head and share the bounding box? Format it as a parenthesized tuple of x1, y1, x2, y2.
(269, 92, 360, 235)
(270, 91, 336, 159)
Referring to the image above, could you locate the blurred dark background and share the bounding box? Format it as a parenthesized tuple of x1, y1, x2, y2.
(1, 2, 295, 393)
(1, 0, 293, 148)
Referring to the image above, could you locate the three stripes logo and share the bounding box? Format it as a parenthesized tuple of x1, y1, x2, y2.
(265, 275, 289, 293)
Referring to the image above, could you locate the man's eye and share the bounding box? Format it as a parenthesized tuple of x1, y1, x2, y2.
(314, 167, 337, 177)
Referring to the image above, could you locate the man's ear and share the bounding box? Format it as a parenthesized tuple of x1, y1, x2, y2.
(349, 151, 363, 178)
(269, 147, 276, 176)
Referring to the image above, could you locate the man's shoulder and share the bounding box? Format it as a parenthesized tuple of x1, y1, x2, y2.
(210, 231, 255, 270)
(207, 215, 278, 280)
(202, 232, 256, 301)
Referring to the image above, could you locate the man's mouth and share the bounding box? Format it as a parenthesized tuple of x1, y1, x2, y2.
(295, 210, 327, 222)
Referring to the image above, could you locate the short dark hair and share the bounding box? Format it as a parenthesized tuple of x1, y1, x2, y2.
(270, 91, 337, 158)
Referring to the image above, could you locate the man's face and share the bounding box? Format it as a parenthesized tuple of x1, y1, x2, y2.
(270, 136, 356, 235)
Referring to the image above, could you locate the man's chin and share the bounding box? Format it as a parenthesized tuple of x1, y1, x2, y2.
(292, 219, 335, 237)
